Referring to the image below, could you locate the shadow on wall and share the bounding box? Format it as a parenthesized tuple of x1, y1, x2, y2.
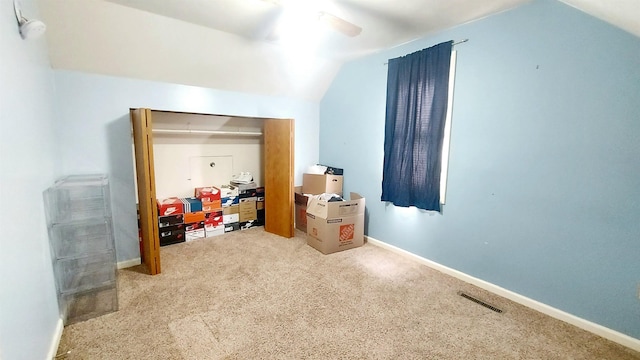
(106, 113, 140, 263)
(364, 207, 370, 237)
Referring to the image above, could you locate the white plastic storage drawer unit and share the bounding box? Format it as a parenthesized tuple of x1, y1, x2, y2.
(49, 218, 114, 259)
(44, 174, 118, 325)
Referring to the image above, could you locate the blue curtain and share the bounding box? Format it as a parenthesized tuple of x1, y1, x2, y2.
(381, 41, 453, 212)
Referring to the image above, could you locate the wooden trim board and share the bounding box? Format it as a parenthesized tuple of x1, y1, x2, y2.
(131, 108, 161, 275)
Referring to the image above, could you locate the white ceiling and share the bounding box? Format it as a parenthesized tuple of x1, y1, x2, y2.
(37, 0, 639, 102)
(101, 0, 533, 61)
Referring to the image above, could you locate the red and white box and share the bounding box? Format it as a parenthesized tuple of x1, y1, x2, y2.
(157, 197, 184, 216)
(205, 211, 223, 226)
(194, 186, 221, 202)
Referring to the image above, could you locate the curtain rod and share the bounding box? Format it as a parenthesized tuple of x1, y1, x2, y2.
(384, 39, 468, 65)
(452, 39, 469, 46)
(152, 129, 263, 136)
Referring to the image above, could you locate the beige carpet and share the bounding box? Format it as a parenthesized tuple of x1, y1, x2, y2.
(57, 228, 640, 359)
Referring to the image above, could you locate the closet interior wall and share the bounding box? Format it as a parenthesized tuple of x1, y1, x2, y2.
(150, 111, 265, 198)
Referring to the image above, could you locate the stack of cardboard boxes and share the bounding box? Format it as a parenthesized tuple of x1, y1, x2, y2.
(157, 197, 187, 246)
(195, 187, 224, 238)
(220, 183, 265, 232)
(296, 172, 366, 254)
(220, 184, 240, 232)
(156, 183, 264, 247)
(294, 173, 344, 233)
(237, 183, 265, 230)
(182, 197, 205, 242)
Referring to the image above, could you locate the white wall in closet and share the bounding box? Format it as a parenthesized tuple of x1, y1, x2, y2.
(151, 111, 264, 199)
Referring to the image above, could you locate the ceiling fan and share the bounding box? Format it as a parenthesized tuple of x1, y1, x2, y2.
(259, 0, 362, 39)
(317, 10, 362, 37)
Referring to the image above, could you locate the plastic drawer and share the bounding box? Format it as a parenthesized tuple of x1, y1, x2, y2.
(54, 251, 116, 294)
(49, 219, 114, 259)
(44, 175, 111, 223)
(63, 282, 118, 325)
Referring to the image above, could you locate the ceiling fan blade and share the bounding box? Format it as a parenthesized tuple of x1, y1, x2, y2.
(258, 0, 362, 38)
(318, 11, 362, 37)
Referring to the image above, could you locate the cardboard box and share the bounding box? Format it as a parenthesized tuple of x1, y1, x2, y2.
(240, 220, 261, 230)
(239, 200, 257, 222)
(257, 191, 265, 224)
(185, 221, 205, 242)
(157, 197, 184, 216)
(302, 174, 343, 195)
(306, 193, 365, 254)
(256, 209, 265, 225)
(201, 200, 222, 212)
(204, 210, 223, 226)
(233, 181, 256, 192)
(219, 184, 238, 198)
(221, 196, 239, 207)
(294, 191, 311, 232)
(223, 213, 240, 224)
(158, 213, 183, 228)
(205, 224, 224, 237)
(183, 211, 205, 224)
(181, 197, 202, 213)
(194, 186, 221, 202)
(186, 229, 206, 242)
(159, 224, 185, 246)
(224, 222, 240, 233)
(223, 204, 239, 215)
(238, 187, 257, 198)
(184, 221, 204, 232)
(235, 181, 257, 199)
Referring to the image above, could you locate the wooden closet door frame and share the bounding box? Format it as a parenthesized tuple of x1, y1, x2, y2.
(131, 108, 161, 275)
(131, 109, 294, 275)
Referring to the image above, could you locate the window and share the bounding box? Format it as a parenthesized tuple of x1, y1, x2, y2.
(440, 50, 457, 205)
(381, 41, 454, 212)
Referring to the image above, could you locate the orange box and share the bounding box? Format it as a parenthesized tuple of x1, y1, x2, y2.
(201, 199, 222, 212)
(183, 211, 205, 224)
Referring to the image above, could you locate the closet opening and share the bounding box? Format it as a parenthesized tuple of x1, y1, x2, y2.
(131, 108, 294, 275)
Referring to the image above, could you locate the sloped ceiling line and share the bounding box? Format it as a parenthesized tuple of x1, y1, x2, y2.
(39, 0, 639, 102)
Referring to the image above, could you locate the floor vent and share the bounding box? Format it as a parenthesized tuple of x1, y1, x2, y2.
(457, 291, 503, 313)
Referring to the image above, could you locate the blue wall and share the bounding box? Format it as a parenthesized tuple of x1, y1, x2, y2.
(0, 0, 61, 358)
(320, 0, 640, 339)
(53, 70, 320, 263)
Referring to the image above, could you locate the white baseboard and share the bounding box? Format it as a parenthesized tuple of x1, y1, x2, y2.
(47, 317, 64, 359)
(117, 258, 141, 269)
(365, 236, 640, 352)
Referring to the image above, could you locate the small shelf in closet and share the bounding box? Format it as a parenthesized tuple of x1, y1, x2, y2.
(152, 128, 263, 137)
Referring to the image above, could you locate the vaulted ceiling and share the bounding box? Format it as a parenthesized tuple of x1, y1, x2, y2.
(37, 0, 639, 102)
